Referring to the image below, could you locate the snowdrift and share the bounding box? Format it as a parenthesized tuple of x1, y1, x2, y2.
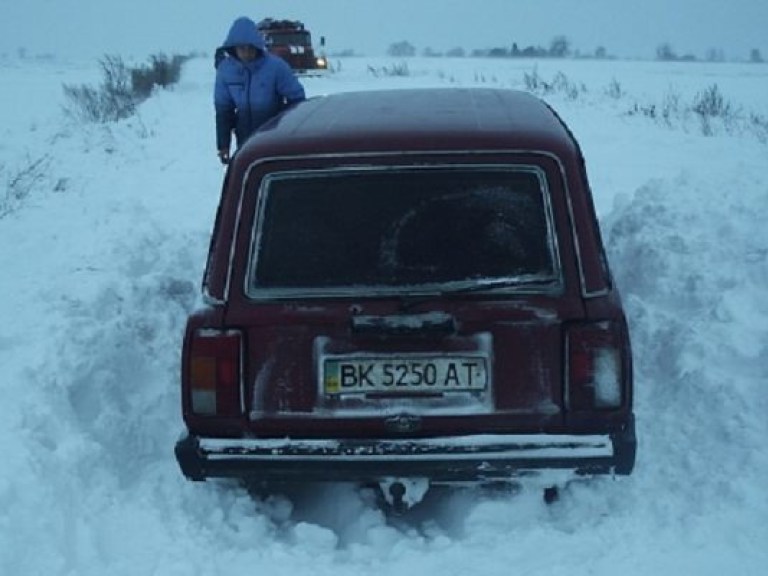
(1, 56, 766, 575)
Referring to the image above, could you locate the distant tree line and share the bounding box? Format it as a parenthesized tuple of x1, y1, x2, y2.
(656, 42, 764, 63)
(387, 35, 592, 59)
(387, 37, 765, 63)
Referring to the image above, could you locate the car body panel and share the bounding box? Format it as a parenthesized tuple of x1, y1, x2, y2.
(177, 88, 635, 488)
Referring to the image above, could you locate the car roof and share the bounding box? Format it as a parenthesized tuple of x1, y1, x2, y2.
(238, 87, 578, 160)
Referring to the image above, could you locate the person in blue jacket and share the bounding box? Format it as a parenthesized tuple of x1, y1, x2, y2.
(214, 16, 306, 164)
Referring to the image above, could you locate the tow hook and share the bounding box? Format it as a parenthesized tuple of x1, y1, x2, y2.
(384, 413, 422, 434)
(379, 478, 430, 514)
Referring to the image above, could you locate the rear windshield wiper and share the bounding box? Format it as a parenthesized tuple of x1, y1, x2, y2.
(438, 277, 558, 295)
(398, 277, 557, 311)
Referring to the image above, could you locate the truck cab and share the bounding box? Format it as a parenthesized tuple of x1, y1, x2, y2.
(257, 18, 328, 75)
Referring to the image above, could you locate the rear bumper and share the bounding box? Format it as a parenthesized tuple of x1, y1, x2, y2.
(176, 417, 635, 483)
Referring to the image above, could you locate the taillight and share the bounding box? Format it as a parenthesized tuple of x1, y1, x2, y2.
(186, 329, 242, 416)
(566, 322, 626, 410)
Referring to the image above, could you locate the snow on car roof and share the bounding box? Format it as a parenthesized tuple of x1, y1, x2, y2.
(239, 88, 578, 159)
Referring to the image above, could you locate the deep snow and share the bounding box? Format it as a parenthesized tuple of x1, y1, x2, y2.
(1, 54, 767, 575)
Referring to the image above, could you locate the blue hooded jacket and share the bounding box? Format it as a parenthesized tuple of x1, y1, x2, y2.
(214, 17, 305, 150)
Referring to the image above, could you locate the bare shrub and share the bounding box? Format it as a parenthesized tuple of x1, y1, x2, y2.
(1, 155, 51, 218)
(130, 67, 155, 100)
(523, 67, 547, 92)
(551, 71, 585, 99)
(692, 84, 738, 136)
(748, 113, 768, 143)
(523, 68, 584, 99)
(367, 61, 410, 77)
(660, 90, 682, 126)
(605, 78, 624, 99)
(63, 52, 189, 123)
(131, 53, 188, 99)
(63, 55, 136, 122)
(625, 102, 657, 119)
(623, 83, 765, 142)
(692, 84, 732, 118)
(62, 84, 109, 123)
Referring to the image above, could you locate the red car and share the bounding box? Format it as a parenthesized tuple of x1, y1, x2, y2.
(175, 88, 636, 510)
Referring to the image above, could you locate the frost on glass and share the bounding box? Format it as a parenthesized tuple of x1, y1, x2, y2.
(250, 168, 557, 293)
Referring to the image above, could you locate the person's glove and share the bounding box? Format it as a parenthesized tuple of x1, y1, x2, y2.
(217, 148, 230, 165)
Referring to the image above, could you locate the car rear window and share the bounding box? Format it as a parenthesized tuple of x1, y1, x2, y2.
(248, 167, 559, 295)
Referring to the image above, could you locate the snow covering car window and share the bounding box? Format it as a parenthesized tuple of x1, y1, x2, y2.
(248, 168, 558, 294)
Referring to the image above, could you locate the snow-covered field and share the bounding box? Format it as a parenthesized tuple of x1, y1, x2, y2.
(1, 54, 767, 574)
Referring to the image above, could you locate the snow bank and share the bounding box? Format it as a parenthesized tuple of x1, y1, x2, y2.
(1, 55, 767, 575)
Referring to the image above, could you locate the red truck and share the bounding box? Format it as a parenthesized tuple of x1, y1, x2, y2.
(257, 18, 328, 75)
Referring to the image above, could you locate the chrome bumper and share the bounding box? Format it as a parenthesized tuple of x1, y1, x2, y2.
(176, 421, 635, 482)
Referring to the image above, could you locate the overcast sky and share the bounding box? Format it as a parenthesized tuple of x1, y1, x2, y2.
(2, 0, 767, 61)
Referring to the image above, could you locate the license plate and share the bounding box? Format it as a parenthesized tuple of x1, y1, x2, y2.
(323, 355, 488, 396)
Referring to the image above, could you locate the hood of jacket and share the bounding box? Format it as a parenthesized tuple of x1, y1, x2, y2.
(220, 17, 266, 51)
